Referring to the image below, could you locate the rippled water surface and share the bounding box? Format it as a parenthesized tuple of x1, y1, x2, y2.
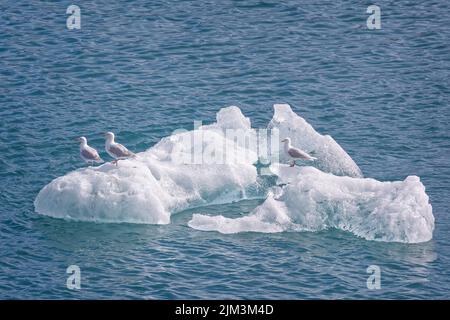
(1, 0, 449, 299)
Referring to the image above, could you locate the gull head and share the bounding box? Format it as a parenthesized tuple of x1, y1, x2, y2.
(104, 132, 115, 142)
(281, 137, 291, 144)
(76, 136, 87, 144)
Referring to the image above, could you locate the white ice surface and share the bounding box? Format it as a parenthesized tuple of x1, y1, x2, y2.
(35, 104, 434, 243)
(34, 107, 258, 224)
(268, 104, 362, 177)
(188, 165, 434, 243)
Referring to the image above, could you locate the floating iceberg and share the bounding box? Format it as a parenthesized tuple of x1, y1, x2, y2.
(189, 165, 434, 243)
(34, 107, 259, 224)
(35, 104, 434, 243)
(35, 103, 358, 224)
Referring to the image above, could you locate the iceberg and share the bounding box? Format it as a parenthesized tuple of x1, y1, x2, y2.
(34, 107, 259, 224)
(35, 103, 434, 243)
(189, 165, 434, 243)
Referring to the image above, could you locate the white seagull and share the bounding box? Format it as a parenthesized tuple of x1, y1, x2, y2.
(104, 132, 135, 165)
(77, 136, 104, 166)
(281, 137, 317, 167)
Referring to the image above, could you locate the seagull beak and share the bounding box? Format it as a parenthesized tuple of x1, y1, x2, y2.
(281, 139, 286, 142)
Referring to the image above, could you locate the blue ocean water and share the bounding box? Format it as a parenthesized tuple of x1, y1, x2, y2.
(1, 0, 449, 299)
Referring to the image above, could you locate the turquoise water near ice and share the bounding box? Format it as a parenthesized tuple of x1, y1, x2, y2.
(1, 0, 449, 299)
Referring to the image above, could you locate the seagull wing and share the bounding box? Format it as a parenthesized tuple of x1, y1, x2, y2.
(81, 146, 103, 162)
(109, 143, 135, 158)
(288, 147, 315, 160)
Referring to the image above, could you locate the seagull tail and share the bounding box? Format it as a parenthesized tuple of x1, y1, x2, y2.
(309, 156, 317, 161)
(130, 152, 138, 159)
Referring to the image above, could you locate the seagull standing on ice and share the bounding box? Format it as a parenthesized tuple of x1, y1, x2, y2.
(77, 136, 104, 166)
(104, 132, 135, 165)
(281, 137, 317, 167)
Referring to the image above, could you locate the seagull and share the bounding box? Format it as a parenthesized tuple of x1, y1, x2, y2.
(104, 132, 135, 165)
(77, 136, 104, 166)
(281, 137, 317, 167)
